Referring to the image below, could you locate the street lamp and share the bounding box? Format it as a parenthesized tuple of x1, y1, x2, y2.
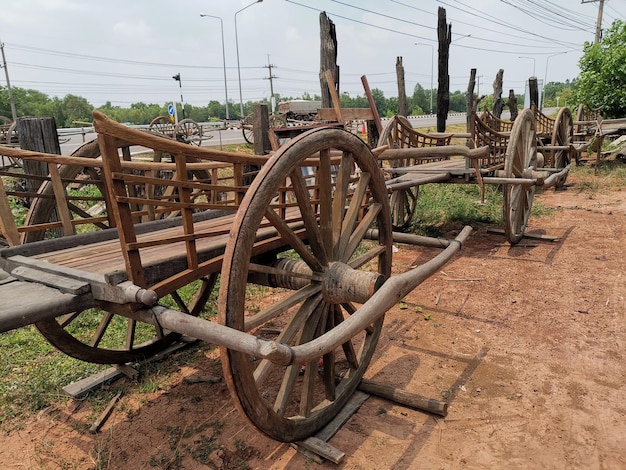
(200, 13, 230, 120)
(235, 0, 263, 119)
(518, 56, 536, 77)
(414, 43, 434, 114)
(172, 73, 185, 119)
(541, 51, 568, 110)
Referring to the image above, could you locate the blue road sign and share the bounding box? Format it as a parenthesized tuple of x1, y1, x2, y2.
(167, 104, 175, 116)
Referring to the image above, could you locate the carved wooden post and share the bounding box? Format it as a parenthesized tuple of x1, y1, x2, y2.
(492, 69, 504, 118)
(396, 56, 407, 117)
(436, 7, 451, 132)
(319, 12, 339, 109)
(507, 89, 519, 121)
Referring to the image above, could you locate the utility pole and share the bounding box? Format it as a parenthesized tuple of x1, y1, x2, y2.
(0, 42, 18, 121)
(582, 0, 604, 43)
(264, 55, 278, 114)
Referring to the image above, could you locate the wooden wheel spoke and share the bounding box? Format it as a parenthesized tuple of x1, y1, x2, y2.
(170, 290, 191, 315)
(57, 311, 82, 328)
(334, 306, 359, 371)
(89, 311, 114, 348)
(246, 284, 322, 332)
(332, 151, 354, 257)
(253, 292, 323, 385)
(318, 148, 333, 256)
(125, 318, 136, 350)
(289, 167, 328, 265)
(273, 301, 326, 415)
(299, 303, 332, 417)
(263, 208, 323, 272)
(336, 172, 371, 258)
(342, 202, 382, 263)
(348, 245, 387, 269)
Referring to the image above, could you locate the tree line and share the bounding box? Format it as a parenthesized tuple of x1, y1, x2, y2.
(0, 78, 592, 128)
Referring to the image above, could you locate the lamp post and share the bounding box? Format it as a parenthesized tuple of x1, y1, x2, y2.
(172, 73, 185, 119)
(235, 0, 263, 119)
(518, 56, 536, 76)
(542, 51, 568, 110)
(200, 13, 229, 120)
(414, 43, 434, 114)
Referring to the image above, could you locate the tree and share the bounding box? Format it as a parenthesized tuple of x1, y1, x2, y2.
(576, 20, 626, 118)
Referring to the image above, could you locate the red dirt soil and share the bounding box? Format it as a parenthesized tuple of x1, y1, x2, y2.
(1, 167, 625, 469)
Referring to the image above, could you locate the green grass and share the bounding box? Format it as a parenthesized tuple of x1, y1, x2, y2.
(408, 182, 553, 237)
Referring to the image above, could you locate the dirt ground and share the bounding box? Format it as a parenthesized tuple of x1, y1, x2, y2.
(1, 166, 624, 470)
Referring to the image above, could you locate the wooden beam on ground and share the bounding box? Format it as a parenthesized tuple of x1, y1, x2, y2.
(358, 378, 449, 416)
(487, 228, 560, 242)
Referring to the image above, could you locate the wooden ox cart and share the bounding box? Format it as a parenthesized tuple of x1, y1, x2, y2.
(0, 110, 471, 443)
(377, 107, 572, 244)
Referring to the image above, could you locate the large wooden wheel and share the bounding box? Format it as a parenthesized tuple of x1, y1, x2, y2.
(219, 127, 392, 441)
(550, 107, 573, 187)
(379, 116, 419, 229)
(149, 115, 175, 138)
(241, 113, 254, 144)
(35, 273, 218, 364)
(503, 108, 537, 245)
(175, 118, 203, 145)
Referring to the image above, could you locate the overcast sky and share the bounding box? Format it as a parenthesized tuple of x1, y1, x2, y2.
(1, 0, 623, 109)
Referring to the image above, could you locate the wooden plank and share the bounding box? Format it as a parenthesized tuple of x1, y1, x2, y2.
(89, 391, 123, 434)
(361, 75, 383, 133)
(0, 281, 97, 333)
(487, 228, 560, 241)
(295, 437, 345, 464)
(10, 265, 91, 295)
(62, 340, 193, 398)
(316, 108, 374, 121)
(325, 69, 344, 123)
(63, 367, 124, 398)
(316, 390, 370, 441)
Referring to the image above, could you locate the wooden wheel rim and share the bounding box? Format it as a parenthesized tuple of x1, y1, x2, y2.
(219, 127, 392, 441)
(503, 108, 536, 245)
(550, 107, 573, 187)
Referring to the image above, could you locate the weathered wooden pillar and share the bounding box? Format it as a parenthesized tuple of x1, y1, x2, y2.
(492, 69, 504, 118)
(396, 56, 407, 116)
(507, 89, 518, 121)
(17, 117, 61, 193)
(436, 7, 452, 132)
(529, 77, 539, 108)
(319, 12, 339, 109)
(247, 104, 269, 185)
(466, 69, 476, 133)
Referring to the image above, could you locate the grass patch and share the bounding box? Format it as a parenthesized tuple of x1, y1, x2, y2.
(0, 325, 109, 428)
(409, 182, 553, 237)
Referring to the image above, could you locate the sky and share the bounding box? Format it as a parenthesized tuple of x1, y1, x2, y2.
(1, 0, 623, 109)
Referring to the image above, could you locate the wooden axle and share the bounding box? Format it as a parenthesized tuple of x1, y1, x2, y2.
(134, 226, 472, 367)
